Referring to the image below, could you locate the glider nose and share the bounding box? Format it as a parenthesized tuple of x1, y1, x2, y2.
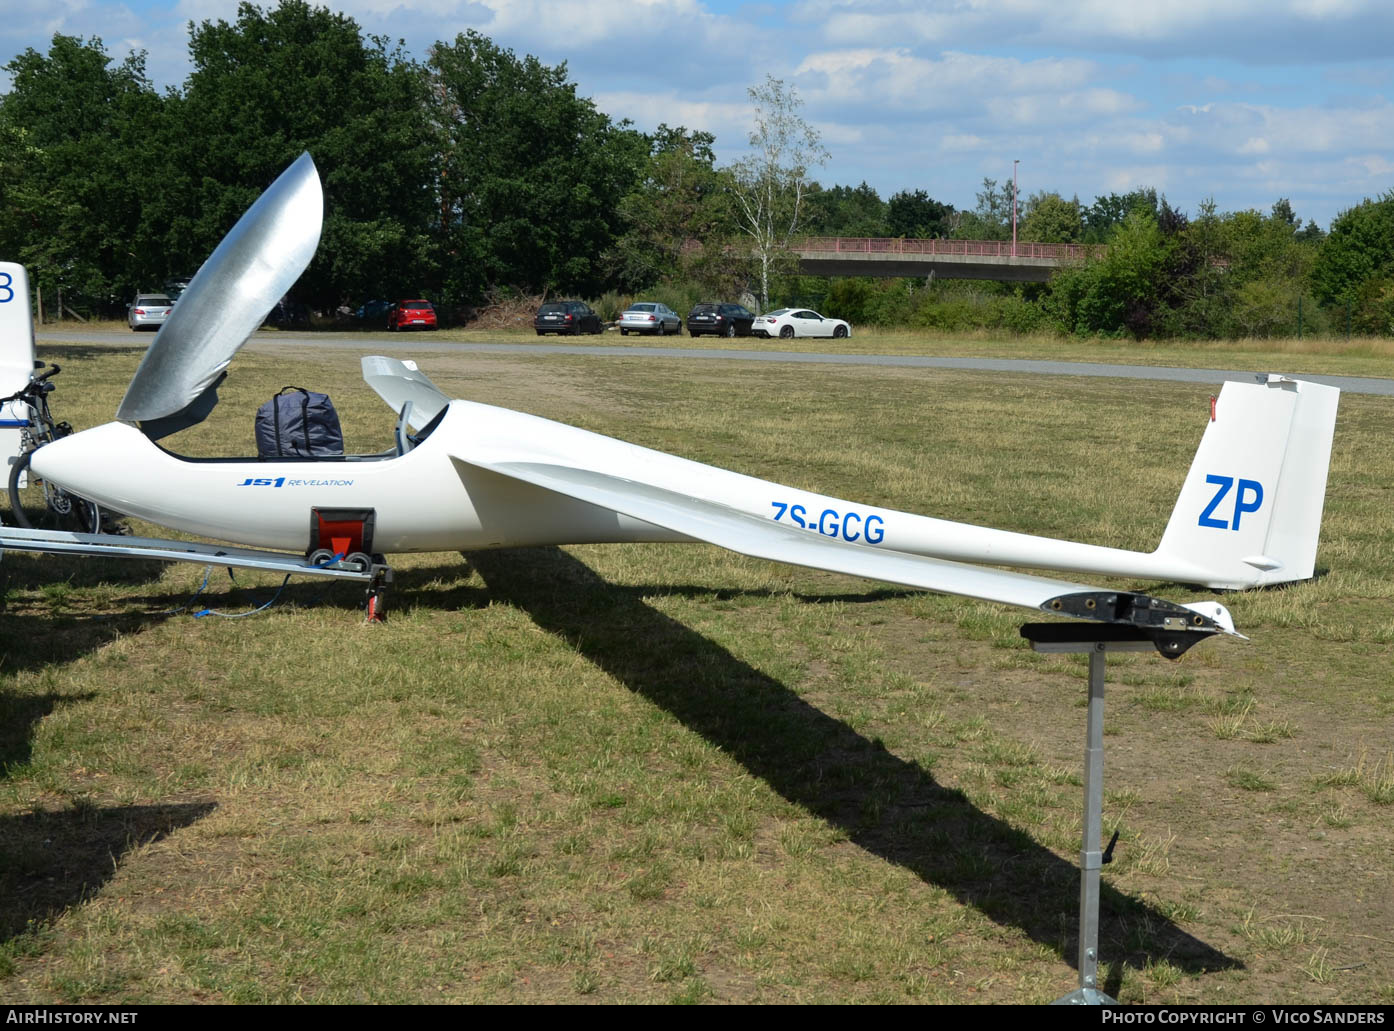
(28, 422, 125, 497)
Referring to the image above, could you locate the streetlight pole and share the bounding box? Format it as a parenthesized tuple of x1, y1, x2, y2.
(1012, 159, 1019, 257)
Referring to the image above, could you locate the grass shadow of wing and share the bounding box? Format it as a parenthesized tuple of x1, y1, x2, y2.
(1, 553, 170, 592)
(467, 545, 1241, 980)
(0, 801, 217, 942)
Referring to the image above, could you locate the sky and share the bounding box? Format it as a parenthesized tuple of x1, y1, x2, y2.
(3, 0, 1394, 230)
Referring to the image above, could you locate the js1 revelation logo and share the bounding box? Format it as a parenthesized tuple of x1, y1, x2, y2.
(1199, 474, 1264, 531)
(236, 477, 355, 488)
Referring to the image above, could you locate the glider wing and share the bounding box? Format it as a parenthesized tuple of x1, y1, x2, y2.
(451, 445, 1237, 646)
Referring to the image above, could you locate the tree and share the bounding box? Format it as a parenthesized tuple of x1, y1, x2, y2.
(887, 189, 953, 238)
(0, 35, 164, 312)
(804, 181, 887, 237)
(728, 75, 828, 310)
(1271, 198, 1299, 229)
(951, 177, 1013, 240)
(1166, 198, 1231, 337)
(1311, 193, 1394, 307)
(1019, 191, 1083, 244)
(611, 125, 735, 291)
(429, 31, 647, 300)
(1295, 220, 1326, 244)
(1157, 197, 1189, 237)
(1044, 211, 1171, 337)
(1082, 188, 1158, 243)
(167, 1, 437, 310)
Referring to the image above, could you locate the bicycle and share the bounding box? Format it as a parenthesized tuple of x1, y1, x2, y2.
(2, 363, 103, 533)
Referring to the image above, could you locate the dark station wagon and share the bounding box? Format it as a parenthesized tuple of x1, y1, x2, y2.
(686, 302, 756, 338)
(534, 300, 603, 336)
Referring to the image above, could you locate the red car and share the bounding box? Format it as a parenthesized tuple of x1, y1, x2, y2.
(387, 299, 437, 331)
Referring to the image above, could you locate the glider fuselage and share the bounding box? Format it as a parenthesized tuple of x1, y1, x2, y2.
(34, 397, 1246, 588)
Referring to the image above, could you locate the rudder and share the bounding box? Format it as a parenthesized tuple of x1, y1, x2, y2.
(1156, 376, 1339, 588)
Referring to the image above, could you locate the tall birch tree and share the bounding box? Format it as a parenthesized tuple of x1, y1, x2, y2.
(729, 76, 827, 311)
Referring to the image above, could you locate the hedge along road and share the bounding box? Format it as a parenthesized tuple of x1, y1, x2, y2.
(35, 329, 1394, 396)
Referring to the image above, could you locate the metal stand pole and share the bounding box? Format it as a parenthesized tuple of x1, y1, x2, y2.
(1019, 607, 1224, 1004)
(1058, 643, 1115, 1005)
(1021, 629, 1141, 1005)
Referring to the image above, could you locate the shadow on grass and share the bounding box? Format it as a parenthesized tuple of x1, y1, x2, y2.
(0, 801, 217, 944)
(0, 602, 170, 773)
(0, 576, 177, 680)
(0, 686, 98, 775)
(0, 553, 170, 595)
(468, 546, 1240, 989)
(30, 342, 146, 363)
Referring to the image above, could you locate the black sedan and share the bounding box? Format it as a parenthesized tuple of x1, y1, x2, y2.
(686, 302, 756, 338)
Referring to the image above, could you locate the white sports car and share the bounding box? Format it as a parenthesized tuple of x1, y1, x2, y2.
(751, 308, 851, 339)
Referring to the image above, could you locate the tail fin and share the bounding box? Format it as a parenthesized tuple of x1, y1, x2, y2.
(0, 262, 36, 463)
(1156, 375, 1339, 588)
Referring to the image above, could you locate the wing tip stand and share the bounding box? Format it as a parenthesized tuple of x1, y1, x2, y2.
(1029, 590, 1241, 659)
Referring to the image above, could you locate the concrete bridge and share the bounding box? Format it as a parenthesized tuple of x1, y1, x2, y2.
(794, 237, 1103, 282)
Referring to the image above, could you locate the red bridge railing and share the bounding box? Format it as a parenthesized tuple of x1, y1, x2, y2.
(797, 237, 1103, 261)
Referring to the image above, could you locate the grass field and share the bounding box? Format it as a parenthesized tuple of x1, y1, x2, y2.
(1, 334, 1391, 1004)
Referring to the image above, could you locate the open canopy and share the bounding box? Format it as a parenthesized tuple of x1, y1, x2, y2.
(117, 153, 323, 436)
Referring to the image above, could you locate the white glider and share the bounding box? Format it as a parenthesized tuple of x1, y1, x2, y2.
(25, 155, 1342, 653)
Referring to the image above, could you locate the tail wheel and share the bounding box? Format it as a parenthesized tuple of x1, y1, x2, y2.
(725, 324, 735, 338)
(779, 325, 795, 339)
(8, 450, 99, 533)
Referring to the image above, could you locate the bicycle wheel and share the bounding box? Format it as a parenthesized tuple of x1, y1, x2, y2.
(7, 449, 99, 532)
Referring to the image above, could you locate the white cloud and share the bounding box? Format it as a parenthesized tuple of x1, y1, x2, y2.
(171, 0, 246, 19)
(0, 0, 143, 47)
(1169, 100, 1394, 157)
(790, 0, 1394, 62)
(1349, 155, 1394, 177)
(1103, 165, 1172, 193)
(590, 89, 752, 139)
(940, 134, 988, 152)
(435, 0, 722, 46)
(1119, 131, 1166, 154)
(792, 48, 1115, 124)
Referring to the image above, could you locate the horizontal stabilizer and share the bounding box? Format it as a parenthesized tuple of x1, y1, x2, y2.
(362, 356, 450, 429)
